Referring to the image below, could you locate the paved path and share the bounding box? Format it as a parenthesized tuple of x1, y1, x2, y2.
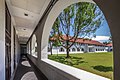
(13, 56, 48, 80)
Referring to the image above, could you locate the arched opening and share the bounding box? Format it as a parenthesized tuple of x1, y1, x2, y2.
(96, 49, 97, 51)
(59, 47, 65, 52)
(41, 0, 114, 80)
(72, 48, 76, 52)
(31, 34, 38, 58)
(77, 48, 80, 51)
(81, 48, 84, 52)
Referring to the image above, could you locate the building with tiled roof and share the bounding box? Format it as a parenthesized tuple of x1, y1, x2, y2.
(48, 35, 112, 54)
(106, 43, 112, 47)
(106, 43, 113, 52)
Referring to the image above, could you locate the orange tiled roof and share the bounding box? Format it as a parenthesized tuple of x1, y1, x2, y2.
(106, 43, 112, 47)
(49, 35, 106, 46)
(75, 38, 105, 46)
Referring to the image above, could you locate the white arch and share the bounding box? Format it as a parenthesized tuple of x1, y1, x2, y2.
(32, 35, 36, 50)
(31, 34, 37, 58)
(41, 0, 95, 51)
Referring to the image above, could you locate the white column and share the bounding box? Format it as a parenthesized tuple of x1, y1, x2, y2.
(0, 0, 5, 80)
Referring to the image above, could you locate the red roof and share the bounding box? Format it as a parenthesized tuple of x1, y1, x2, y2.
(75, 38, 105, 46)
(49, 35, 105, 46)
(106, 43, 112, 47)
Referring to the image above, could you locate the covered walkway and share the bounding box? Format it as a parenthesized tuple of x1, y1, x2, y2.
(0, 0, 120, 80)
(13, 55, 47, 80)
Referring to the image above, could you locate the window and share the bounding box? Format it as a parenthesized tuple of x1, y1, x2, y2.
(81, 48, 84, 51)
(96, 49, 97, 51)
(72, 48, 76, 52)
(77, 48, 80, 51)
(59, 48, 64, 52)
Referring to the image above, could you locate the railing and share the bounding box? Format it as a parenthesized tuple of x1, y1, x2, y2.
(41, 46, 110, 80)
(42, 59, 110, 80)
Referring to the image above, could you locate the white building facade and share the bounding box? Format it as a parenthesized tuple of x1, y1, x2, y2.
(48, 37, 112, 54)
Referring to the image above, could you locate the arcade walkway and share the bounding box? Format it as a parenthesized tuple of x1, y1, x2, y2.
(13, 55, 48, 80)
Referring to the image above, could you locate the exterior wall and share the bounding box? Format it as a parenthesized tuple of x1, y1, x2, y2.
(0, 1, 20, 79)
(48, 46, 84, 54)
(106, 46, 113, 52)
(0, 0, 5, 80)
(14, 31, 20, 65)
(6, 14, 20, 80)
(11, 19, 14, 76)
(11, 21, 21, 78)
(48, 43, 107, 54)
(0, 0, 20, 80)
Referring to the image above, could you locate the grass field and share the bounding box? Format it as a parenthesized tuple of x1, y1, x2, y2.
(48, 52, 113, 79)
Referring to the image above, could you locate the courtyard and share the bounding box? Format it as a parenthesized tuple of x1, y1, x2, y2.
(48, 52, 113, 79)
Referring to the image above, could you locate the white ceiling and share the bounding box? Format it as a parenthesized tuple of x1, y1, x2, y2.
(6, 0, 50, 44)
(11, 0, 47, 14)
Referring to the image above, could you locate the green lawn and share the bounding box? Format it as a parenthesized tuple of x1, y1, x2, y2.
(48, 52, 113, 79)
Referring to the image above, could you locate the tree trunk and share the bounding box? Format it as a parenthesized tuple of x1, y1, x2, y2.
(66, 48, 70, 58)
(50, 47, 53, 55)
(50, 42, 53, 55)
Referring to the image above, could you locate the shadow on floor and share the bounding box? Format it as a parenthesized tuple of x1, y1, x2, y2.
(13, 56, 48, 80)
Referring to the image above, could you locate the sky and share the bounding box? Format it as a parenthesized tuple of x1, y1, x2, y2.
(67, 17, 111, 42)
(59, 17, 111, 43)
(68, 5, 111, 43)
(91, 5, 111, 42)
(51, 4, 111, 43)
(95, 19, 110, 36)
(92, 18, 111, 42)
(69, 18, 111, 42)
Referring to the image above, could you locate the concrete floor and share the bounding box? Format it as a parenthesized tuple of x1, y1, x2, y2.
(13, 56, 48, 80)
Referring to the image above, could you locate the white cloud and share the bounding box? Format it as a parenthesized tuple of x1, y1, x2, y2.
(92, 36, 110, 41)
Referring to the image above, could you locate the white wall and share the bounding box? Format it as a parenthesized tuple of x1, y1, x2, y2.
(0, 0, 5, 80)
(8, 16, 20, 80)
(11, 19, 14, 76)
(14, 30, 20, 66)
(48, 44, 107, 54)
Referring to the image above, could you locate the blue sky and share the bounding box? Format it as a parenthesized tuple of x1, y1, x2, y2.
(95, 19, 111, 36)
(92, 18, 111, 42)
(51, 5, 111, 42)
(59, 18, 111, 42)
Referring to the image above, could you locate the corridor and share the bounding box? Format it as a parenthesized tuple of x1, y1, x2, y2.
(13, 55, 48, 80)
(0, 0, 120, 80)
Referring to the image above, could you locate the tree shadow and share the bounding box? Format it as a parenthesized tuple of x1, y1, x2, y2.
(71, 56, 83, 59)
(92, 65, 113, 72)
(49, 55, 87, 66)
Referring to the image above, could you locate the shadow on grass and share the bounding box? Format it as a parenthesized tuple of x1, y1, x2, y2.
(48, 55, 87, 66)
(92, 65, 113, 72)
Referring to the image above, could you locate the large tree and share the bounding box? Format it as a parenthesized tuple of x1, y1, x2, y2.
(49, 20, 61, 55)
(51, 2, 104, 58)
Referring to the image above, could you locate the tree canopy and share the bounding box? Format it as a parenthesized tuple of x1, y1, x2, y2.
(49, 2, 104, 58)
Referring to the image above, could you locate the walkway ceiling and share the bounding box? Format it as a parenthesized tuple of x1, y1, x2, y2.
(6, 0, 50, 44)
